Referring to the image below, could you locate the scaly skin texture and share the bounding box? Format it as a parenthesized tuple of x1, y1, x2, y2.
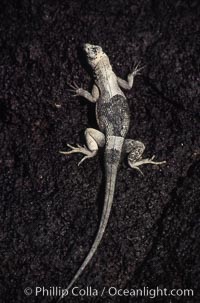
(59, 43, 166, 301)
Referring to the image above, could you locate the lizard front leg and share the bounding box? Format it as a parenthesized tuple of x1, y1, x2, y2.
(67, 82, 99, 103)
(117, 62, 144, 90)
(60, 128, 105, 166)
(124, 139, 166, 175)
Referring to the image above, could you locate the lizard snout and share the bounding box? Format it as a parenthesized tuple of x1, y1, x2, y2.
(83, 43, 91, 52)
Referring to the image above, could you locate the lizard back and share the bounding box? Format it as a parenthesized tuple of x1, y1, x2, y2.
(93, 55, 130, 137)
(96, 94, 130, 137)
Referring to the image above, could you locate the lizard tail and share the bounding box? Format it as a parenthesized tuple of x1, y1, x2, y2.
(59, 136, 124, 300)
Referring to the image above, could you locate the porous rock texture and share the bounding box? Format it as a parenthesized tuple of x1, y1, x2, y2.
(0, 0, 199, 302)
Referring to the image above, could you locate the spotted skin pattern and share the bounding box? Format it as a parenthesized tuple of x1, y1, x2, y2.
(97, 94, 130, 137)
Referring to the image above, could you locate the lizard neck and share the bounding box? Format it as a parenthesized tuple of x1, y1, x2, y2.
(94, 55, 113, 80)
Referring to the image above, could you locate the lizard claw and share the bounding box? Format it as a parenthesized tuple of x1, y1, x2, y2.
(78, 156, 89, 166)
(73, 81, 79, 89)
(67, 82, 84, 98)
(133, 166, 144, 176)
(128, 153, 166, 174)
(67, 81, 80, 90)
(67, 82, 85, 98)
(131, 61, 145, 76)
(60, 143, 97, 165)
(67, 144, 76, 150)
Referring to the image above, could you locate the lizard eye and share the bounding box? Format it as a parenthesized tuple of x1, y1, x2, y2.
(87, 47, 98, 59)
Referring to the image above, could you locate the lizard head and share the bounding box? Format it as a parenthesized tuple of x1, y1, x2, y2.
(83, 43, 106, 67)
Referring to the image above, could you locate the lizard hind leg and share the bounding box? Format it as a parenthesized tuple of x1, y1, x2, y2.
(60, 128, 105, 166)
(124, 139, 166, 175)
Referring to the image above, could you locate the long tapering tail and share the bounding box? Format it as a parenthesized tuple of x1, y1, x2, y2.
(58, 136, 124, 302)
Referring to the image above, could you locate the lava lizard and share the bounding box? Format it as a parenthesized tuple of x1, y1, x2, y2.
(59, 43, 166, 300)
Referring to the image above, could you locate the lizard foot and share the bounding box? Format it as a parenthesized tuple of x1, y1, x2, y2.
(130, 61, 145, 76)
(67, 82, 85, 97)
(129, 155, 166, 176)
(59, 144, 97, 166)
